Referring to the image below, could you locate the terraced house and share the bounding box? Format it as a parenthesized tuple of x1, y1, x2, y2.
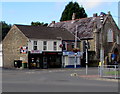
(49, 12, 120, 66)
(3, 25, 76, 69)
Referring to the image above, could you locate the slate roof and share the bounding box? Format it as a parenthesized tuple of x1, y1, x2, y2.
(49, 16, 107, 39)
(15, 25, 74, 40)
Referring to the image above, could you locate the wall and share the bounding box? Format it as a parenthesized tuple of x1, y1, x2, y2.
(98, 15, 120, 63)
(0, 43, 2, 67)
(28, 39, 62, 52)
(3, 25, 29, 68)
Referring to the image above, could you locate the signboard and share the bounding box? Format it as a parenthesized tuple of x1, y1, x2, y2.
(20, 46, 28, 54)
(31, 50, 42, 54)
(63, 51, 82, 56)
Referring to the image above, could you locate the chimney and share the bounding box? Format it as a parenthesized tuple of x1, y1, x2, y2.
(72, 13, 76, 20)
(52, 21, 55, 24)
(93, 13, 98, 17)
(108, 11, 111, 15)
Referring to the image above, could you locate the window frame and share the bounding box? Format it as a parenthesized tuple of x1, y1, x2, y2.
(53, 41, 57, 51)
(33, 41, 37, 50)
(43, 41, 47, 50)
(107, 29, 113, 42)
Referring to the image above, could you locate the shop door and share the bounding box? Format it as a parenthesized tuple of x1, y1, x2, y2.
(43, 57, 48, 69)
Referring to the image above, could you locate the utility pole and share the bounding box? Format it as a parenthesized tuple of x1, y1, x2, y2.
(75, 25, 78, 48)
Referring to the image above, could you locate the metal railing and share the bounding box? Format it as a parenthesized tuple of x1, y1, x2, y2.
(98, 65, 119, 79)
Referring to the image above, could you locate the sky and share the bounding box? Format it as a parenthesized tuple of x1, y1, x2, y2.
(1, 0, 120, 27)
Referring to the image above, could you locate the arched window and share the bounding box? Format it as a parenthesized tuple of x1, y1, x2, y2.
(117, 35, 119, 44)
(107, 29, 113, 42)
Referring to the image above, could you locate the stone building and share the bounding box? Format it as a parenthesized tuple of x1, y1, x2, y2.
(0, 41, 2, 67)
(49, 12, 120, 66)
(3, 25, 75, 68)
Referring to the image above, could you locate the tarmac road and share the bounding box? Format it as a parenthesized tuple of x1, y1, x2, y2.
(1, 68, 119, 92)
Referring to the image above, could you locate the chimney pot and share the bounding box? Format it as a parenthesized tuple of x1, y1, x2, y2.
(52, 21, 55, 24)
(72, 13, 76, 20)
(93, 13, 98, 17)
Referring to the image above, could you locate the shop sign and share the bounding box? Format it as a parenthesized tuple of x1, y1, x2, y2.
(31, 50, 42, 54)
(20, 46, 28, 54)
(43, 52, 62, 55)
(63, 51, 82, 56)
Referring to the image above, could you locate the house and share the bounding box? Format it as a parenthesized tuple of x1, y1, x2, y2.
(49, 12, 120, 66)
(0, 41, 2, 67)
(3, 24, 77, 69)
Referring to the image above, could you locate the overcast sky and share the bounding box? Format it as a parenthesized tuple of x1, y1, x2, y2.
(1, 0, 120, 27)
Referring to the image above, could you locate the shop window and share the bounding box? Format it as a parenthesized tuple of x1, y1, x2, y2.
(43, 41, 47, 50)
(107, 29, 113, 42)
(33, 41, 37, 50)
(53, 42, 57, 50)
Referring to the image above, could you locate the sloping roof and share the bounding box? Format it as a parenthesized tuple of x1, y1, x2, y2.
(49, 16, 106, 39)
(15, 25, 74, 40)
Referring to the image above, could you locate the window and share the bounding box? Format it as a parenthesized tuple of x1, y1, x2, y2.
(33, 41, 37, 50)
(117, 35, 119, 44)
(72, 42, 74, 48)
(53, 42, 57, 50)
(107, 29, 113, 42)
(43, 41, 47, 50)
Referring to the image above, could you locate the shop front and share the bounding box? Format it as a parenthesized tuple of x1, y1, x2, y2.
(63, 51, 82, 68)
(28, 51, 62, 69)
(28, 50, 43, 69)
(42, 52, 62, 68)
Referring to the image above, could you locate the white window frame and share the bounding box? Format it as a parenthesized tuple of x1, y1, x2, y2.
(43, 41, 47, 50)
(53, 41, 57, 51)
(33, 41, 37, 50)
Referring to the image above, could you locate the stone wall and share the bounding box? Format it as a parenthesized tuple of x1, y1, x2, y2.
(3, 25, 29, 68)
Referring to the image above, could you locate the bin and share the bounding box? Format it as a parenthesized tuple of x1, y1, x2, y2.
(14, 60, 22, 68)
(22, 62, 28, 68)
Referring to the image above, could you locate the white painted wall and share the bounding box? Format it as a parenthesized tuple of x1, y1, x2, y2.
(28, 39, 62, 52)
(0, 43, 2, 67)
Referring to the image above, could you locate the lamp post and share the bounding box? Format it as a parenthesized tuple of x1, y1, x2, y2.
(85, 40, 88, 75)
(81, 37, 93, 75)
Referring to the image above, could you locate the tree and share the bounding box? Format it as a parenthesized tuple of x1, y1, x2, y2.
(0, 21, 11, 40)
(31, 21, 48, 26)
(60, 1, 87, 21)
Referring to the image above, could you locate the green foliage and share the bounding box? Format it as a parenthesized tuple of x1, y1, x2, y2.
(0, 21, 11, 40)
(60, 1, 87, 21)
(31, 21, 48, 26)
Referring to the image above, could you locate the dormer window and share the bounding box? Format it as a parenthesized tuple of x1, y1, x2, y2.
(107, 29, 113, 42)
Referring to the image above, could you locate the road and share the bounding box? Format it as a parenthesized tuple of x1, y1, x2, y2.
(1, 68, 119, 92)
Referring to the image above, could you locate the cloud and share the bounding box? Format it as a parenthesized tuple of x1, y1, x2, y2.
(76, 0, 103, 9)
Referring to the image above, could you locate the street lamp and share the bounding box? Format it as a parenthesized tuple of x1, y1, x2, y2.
(73, 25, 81, 68)
(81, 37, 93, 75)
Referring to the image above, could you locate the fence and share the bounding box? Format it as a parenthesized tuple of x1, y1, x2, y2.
(98, 65, 119, 79)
